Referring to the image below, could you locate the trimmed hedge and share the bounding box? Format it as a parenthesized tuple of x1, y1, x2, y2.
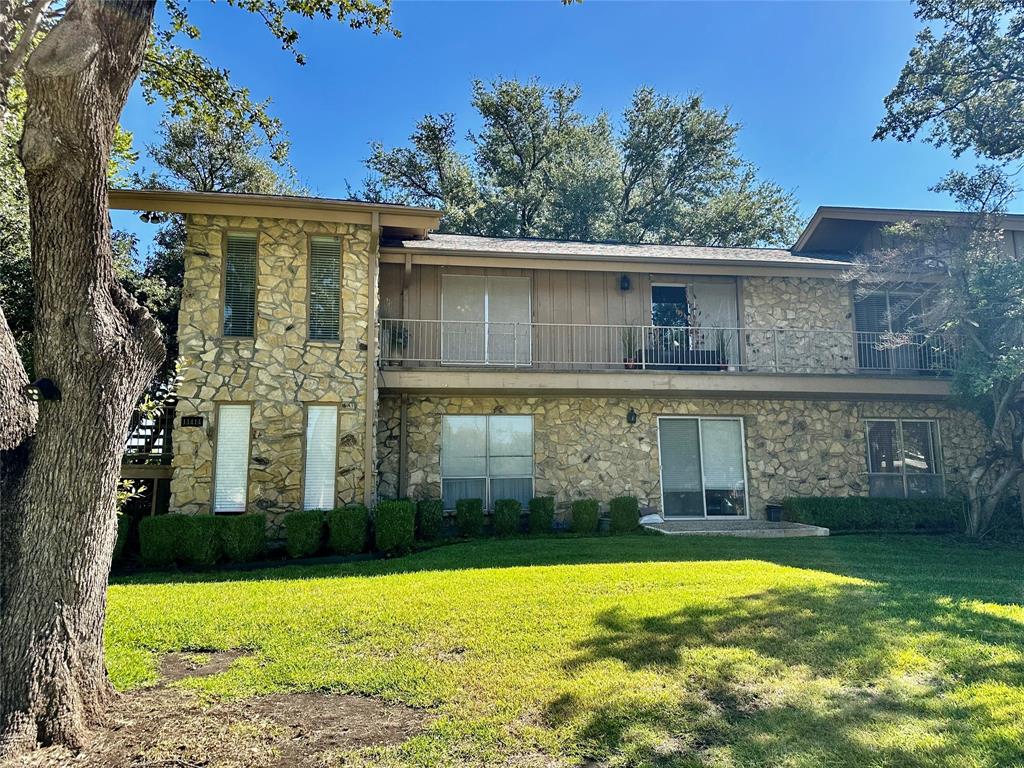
(374, 500, 415, 554)
(416, 499, 444, 541)
(571, 498, 600, 534)
(113, 514, 131, 562)
(327, 504, 369, 555)
(492, 498, 522, 536)
(456, 498, 485, 538)
(284, 510, 325, 558)
(138, 514, 183, 567)
(528, 496, 555, 534)
(220, 514, 266, 562)
(782, 496, 961, 533)
(178, 516, 223, 567)
(608, 495, 639, 533)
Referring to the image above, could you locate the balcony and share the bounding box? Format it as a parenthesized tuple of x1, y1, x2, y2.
(380, 319, 955, 374)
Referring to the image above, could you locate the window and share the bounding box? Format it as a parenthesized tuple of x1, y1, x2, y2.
(223, 232, 257, 337)
(213, 404, 251, 513)
(441, 275, 531, 364)
(303, 405, 338, 510)
(658, 417, 748, 518)
(866, 419, 944, 498)
(309, 236, 341, 341)
(854, 291, 926, 372)
(441, 415, 533, 509)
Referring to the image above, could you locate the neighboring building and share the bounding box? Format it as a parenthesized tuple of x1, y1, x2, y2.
(111, 190, 1003, 529)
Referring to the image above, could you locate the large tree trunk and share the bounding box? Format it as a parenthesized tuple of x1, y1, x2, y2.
(0, 0, 163, 756)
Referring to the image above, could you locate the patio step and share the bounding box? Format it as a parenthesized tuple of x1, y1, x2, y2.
(644, 519, 829, 538)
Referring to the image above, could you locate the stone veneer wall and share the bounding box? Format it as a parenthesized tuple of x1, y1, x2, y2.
(170, 214, 371, 526)
(377, 395, 987, 518)
(741, 276, 855, 373)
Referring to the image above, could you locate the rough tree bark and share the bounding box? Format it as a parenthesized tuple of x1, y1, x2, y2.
(0, 0, 164, 756)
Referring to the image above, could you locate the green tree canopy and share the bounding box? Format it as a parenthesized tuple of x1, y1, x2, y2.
(360, 78, 801, 247)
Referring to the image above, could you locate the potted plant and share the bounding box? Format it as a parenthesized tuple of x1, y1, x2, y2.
(711, 327, 733, 371)
(621, 324, 642, 369)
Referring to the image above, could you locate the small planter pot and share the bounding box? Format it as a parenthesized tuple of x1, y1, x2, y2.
(765, 503, 783, 523)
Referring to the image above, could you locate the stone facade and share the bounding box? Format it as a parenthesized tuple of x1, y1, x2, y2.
(741, 276, 856, 373)
(378, 394, 987, 518)
(170, 214, 372, 526)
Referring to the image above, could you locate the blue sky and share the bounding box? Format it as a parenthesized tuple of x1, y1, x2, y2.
(114, 1, 982, 251)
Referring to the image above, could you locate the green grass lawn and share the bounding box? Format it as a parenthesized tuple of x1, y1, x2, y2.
(106, 535, 1024, 767)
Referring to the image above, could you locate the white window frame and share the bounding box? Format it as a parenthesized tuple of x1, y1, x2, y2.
(440, 414, 534, 509)
(864, 418, 945, 498)
(440, 274, 532, 366)
(656, 415, 750, 519)
(212, 403, 252, 514)
(302, 404, 339, 510)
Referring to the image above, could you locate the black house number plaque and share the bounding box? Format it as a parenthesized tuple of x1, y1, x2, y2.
(181, 416, 204, 427)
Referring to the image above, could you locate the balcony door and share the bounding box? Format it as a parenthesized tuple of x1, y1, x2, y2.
(854, 292, 926, 373)
(441, 275, 531, 365)
(658, 416, 748, 518)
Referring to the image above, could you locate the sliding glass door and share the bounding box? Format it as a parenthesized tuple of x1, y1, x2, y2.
(658, 416, 748, 518)
(441, 275, 531, 365)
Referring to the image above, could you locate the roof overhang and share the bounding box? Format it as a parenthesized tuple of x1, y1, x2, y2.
(108, 189, 442, 234)
(795, 205, 1024, 253)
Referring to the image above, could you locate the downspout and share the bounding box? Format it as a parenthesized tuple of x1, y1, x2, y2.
(363, 211, 380, 507)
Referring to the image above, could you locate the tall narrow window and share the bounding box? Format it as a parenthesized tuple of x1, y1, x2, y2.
(309, 236, 341, 341)
(303, 405, 338, 510)
(223, 232, 257, 337)
(213, 404, 251, 513)
(658, 416, 748, 518)
(866, 419, 943, 498)
(441, 415, 533, 509)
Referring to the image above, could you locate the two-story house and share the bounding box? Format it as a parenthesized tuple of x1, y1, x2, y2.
(110, 189, 995, 528)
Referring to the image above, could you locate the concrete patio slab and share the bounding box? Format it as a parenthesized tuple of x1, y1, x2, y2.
(644, 519, 829, 538)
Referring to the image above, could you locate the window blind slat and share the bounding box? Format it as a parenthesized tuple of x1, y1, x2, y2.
(309, 236, 341, 341)
(214, 405, 251, 513)
(303, 405, 338, 510)
(223, 233, 257, 337)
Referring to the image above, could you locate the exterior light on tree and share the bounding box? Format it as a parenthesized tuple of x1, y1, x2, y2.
(23, 378, 61, 402)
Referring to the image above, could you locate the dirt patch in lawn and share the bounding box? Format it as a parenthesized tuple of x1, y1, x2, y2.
(160, 648, 251, 682)
(4, 653, 430, 768)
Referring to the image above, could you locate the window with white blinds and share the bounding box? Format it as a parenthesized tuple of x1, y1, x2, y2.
(303, 405, 338, 510)
(223, 232, 257, 337)
(213, 404, 251, 513)
(308, 236, 341, 341)
(658, 417, 747, 518)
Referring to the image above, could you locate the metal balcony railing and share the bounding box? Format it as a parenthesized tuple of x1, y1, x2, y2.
(379, 319, 957, 376)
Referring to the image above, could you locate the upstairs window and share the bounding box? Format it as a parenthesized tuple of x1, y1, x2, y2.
(866, 419, 944, 498)
(309, 236, 341, 341)
(223, 232, 257, 337)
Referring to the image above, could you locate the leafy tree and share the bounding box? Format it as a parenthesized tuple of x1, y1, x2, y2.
(362, 78, 801, 247)
(873, 0, 1024, 536)
(0, 0, 395, 756)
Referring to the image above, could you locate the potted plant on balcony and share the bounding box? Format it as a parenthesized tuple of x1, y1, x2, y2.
(621, 324, 642, 369)
(379, 300, 409, 364)
(711, 327, 734, 371)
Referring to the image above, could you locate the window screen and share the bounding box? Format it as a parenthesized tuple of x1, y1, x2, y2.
(309, 236, 341, 341)
(223, 233, 257, 337)
(213, 404, 251, 513)
(303, 405, 338, 510)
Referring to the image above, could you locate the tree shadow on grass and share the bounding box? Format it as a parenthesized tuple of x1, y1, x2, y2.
(550, 580, 1024, 766)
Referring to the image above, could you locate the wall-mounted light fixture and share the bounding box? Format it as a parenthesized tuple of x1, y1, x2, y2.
(24, 378, 61, 402)
(626, 406, 638, 425)
(619, 274, 631, 292)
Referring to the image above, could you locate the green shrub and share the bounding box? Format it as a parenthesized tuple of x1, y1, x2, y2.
(138, 514, 185, 568)
(608, 496, 639, 533)
(327, 504, 369, 555)
(416, 499, 444, 541)
(113, 514, 131, 562)
(571, 498, 600, 534)
(179, 516, 222, 567)
(284, 510, 325, 558)
(528, 496, 555, 534)
(220, 514, 266, 562)
(374, 500, 415, 554)
(455, 498, 484, 538)
(492, 498, 522, 536)
(781, 496, 961, 533)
